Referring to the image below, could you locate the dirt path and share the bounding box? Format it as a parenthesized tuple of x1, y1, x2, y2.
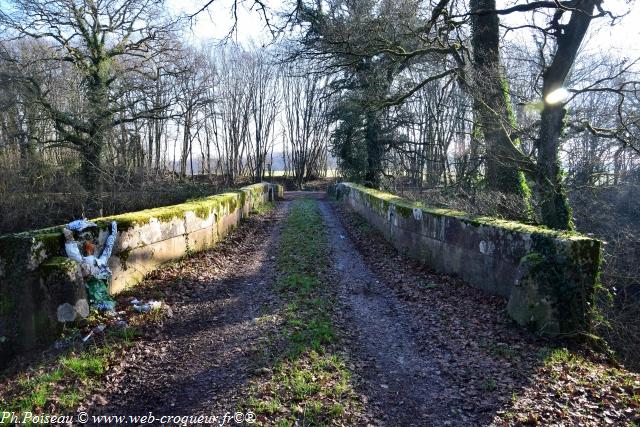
(97, 201, 291, 418)
(319, 201, 461, 426)
(95, 194, 517, 425)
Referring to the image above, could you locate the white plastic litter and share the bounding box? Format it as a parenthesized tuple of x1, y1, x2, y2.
(66, 219, 97, 232)
(131, 298, 163, 314)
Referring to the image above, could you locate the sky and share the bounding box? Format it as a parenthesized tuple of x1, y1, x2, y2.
(167, 0, 279, 46)
(168, 0, 640, 55)
(587, 1, 640, 55)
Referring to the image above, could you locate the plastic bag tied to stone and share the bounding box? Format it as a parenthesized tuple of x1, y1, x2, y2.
(63, 220, 118, 312)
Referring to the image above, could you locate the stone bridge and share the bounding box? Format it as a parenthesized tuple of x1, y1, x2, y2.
(332, 183, 601, 336)
(0, 182, 601, 366)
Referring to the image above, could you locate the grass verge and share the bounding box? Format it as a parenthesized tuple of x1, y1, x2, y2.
(0, 325, 140, 426)
(242, 199, 360, 426)
(251, 201, 276, 216)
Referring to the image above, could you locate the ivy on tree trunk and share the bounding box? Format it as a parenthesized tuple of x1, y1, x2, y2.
(470, 0, 531, 204)
(535, 0, 597, 231)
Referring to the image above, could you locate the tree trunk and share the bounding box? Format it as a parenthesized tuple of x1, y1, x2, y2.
(147, 120, 154, 172)
(80, 135, 104, 214)
(537, 106, 572, 229)
(536, 0, 596, 230)
(180, 107, 192, 178)
(364, 112, 384, 188)
(470, 0, 530, 200)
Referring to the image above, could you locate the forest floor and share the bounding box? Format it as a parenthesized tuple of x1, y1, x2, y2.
(1, 193, 639, 426)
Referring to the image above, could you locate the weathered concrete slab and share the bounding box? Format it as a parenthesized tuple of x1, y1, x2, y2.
(333, 183, 602, 336)
(0, 182, 283, 365)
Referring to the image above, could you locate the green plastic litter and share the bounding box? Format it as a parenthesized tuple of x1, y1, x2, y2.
(86, 277, 116, 311)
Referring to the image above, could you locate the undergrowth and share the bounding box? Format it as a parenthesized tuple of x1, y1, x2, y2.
(251, 201, 276, 216)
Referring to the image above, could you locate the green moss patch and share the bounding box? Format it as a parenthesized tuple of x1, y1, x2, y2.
(41, 256, 76, 271)
(93, 192, 238, 231)
(40, 257, 78, 282)
(251, 201, 276, 216)
(93, 184, 269, 230)
(515, 233, 601, 334)
(0, 332, 137, 424)
(342, 183, 594, 241)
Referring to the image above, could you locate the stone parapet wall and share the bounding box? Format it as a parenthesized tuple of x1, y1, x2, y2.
(0, 183, 283, 364)
(334, 183, 602, 336)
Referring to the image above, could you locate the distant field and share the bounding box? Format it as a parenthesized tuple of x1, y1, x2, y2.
(268, 170, 339, 178)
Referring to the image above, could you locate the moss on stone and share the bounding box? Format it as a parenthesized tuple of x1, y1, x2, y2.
(520, 251, 544, 265)
(33, 308, 55, 345)
(9, 225, 64, 239)
(0, 289, 15, 317)
(0, 183, 273, 271)
(394, 204, 414, 219)
(41, 256, 77, 272)
(0, 238, 16, 264)
(93, 192, 243, 231)
(93, 184, 269, 231)
(40, 256, 78, 282)
(0, 235, 48, 273)
(118, 248, 133, 269)
(515, 233, 601, 334)
(342, 183, 592, 241)
(34, 233, 64, 257)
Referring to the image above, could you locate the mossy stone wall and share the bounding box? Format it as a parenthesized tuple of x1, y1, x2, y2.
(334, 183, 602, 336)
(0, 182, 283, 365)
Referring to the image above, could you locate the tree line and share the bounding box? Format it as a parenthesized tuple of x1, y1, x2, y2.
(0, 0, 332, 209)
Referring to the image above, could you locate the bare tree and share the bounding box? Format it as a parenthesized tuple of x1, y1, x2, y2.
(174, 47, 213, 178)
(247, 51, 281, 182)
(0, 0, 179, 197)
(282, 64, 331, 189)
(216, 47, 253, 184)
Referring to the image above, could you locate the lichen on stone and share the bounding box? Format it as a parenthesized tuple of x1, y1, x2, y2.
(118, 248, 133, 269)
(41, 256, 79, 280)
(0, 290, 14, 317)
(511, 233, 601, 335)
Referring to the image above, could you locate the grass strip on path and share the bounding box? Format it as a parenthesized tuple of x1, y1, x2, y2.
(243, 199, 360, 426)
